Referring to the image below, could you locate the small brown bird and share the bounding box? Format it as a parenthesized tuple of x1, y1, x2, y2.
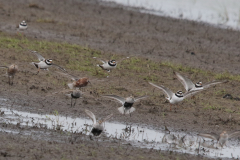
(0, 64, 18, 85)
(198, 130, 240, 147)
(57, 71, 90, 89)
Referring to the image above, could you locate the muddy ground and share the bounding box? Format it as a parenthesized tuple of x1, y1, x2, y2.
(0, 0, 240, 159)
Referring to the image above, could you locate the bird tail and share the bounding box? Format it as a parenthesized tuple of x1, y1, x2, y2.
(118, 106, 136, 115)
(31, 62, 38, 68)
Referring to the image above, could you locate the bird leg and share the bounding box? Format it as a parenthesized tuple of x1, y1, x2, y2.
(36, 68, 40, 75)
(71, 98, 73, 107)
(73, 99, 77, 107)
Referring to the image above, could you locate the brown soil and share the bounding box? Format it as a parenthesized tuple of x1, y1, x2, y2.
(0, 0, 239, 159)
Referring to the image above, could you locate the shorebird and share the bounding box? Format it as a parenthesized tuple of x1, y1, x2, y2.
(22, 48, 66, 74)
(17, 20, 28, 30)
(0, 64, 18, 85)
(85, 109, 113, 136)
(102, 95, 148, 115)
(148, 82, 200, 110)
(198, 131, 240, 147)
(174, 72, 227, 92)
(93, 57, 130, 72)
(57, 71, 90, 90)
(65, 88, 82, 107)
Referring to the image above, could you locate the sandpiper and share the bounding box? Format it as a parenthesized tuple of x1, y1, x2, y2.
(85, 109, 113, 136)
(66, 88, 82, 107)
(57, 71, 90, 89)
(102, 95, 148, 115)
(198, 131, 240, 147)
(0, 64, 18, 85)
(174, 72, 227, 92)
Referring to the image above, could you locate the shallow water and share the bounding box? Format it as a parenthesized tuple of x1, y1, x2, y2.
(0, 98, 240, 159)
(102, 0, 240, 30)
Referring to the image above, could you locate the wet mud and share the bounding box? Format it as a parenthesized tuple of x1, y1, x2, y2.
(0, 0, 240, 159)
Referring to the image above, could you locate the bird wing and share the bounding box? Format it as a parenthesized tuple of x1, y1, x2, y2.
(98, 114, 113, 125)
(51, 64, 67, 73)
(203, 80, 228, 89)
(93, 57, 107, 64)
(85, 109, 96, 124)
(228, 130, 240, 138)
(101, 95, 125, 105)
(198, 133, 218, 140)
(134, 95, 149, 102)
(148, 82, 173, 98)
(174, 72, 195, 92)
(183, 90, 202, 99)
(29, 50, 45, 61)
(56, 71, 78, 81)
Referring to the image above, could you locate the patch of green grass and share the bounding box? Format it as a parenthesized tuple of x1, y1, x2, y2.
(36, 18, 56, 23)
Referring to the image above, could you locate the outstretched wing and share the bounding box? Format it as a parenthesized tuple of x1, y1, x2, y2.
(134, 95, 148, 102)
(93, 57, 107, 64)
(98, 114, 113, 124)
(85, 109, 96, 124)
(56, 71, 79, 81)
(102, 95, 125, 105)
(174, 72, 195, 92)
(148, 82, 173, 99)
(183, 90, 201, 99)
(29, 50, 45, 62)
(228, 130, 240, 139)
(198, 133, 218, 140)
(203, 80, 228, 89)
(51, 64, 67, 72)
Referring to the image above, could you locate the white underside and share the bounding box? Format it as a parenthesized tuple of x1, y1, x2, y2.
(101, 63, 117, 70)
(168, 95, 184, 104)
(32, 61, 51, 69)
(19, 25, 27, 30)
(118, 106, 136, 114)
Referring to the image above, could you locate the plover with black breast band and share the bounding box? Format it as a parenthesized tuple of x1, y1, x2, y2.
(148, 82, 201, 110)
(174, 72, 227, 92)
(18, 20, 28, 30)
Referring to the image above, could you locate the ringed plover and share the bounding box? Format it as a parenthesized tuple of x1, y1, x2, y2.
(174, 72, 227, 92)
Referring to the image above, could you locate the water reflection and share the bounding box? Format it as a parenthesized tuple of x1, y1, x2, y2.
(0, 98, 240, 158)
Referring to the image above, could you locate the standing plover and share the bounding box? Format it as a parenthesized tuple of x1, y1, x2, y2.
(85, 109, 113, 136)
(93, 57, 130, 72)
(102, 95, 148, 115)
(57, 71, 90, 89)
(198, 131, 240, 147)
(0, 64, 18, 85)
(23, 48, 66, 74)
(174, 72, 227, 92)
(148, 82, 200, 109)
(17, 20, 28, 30)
